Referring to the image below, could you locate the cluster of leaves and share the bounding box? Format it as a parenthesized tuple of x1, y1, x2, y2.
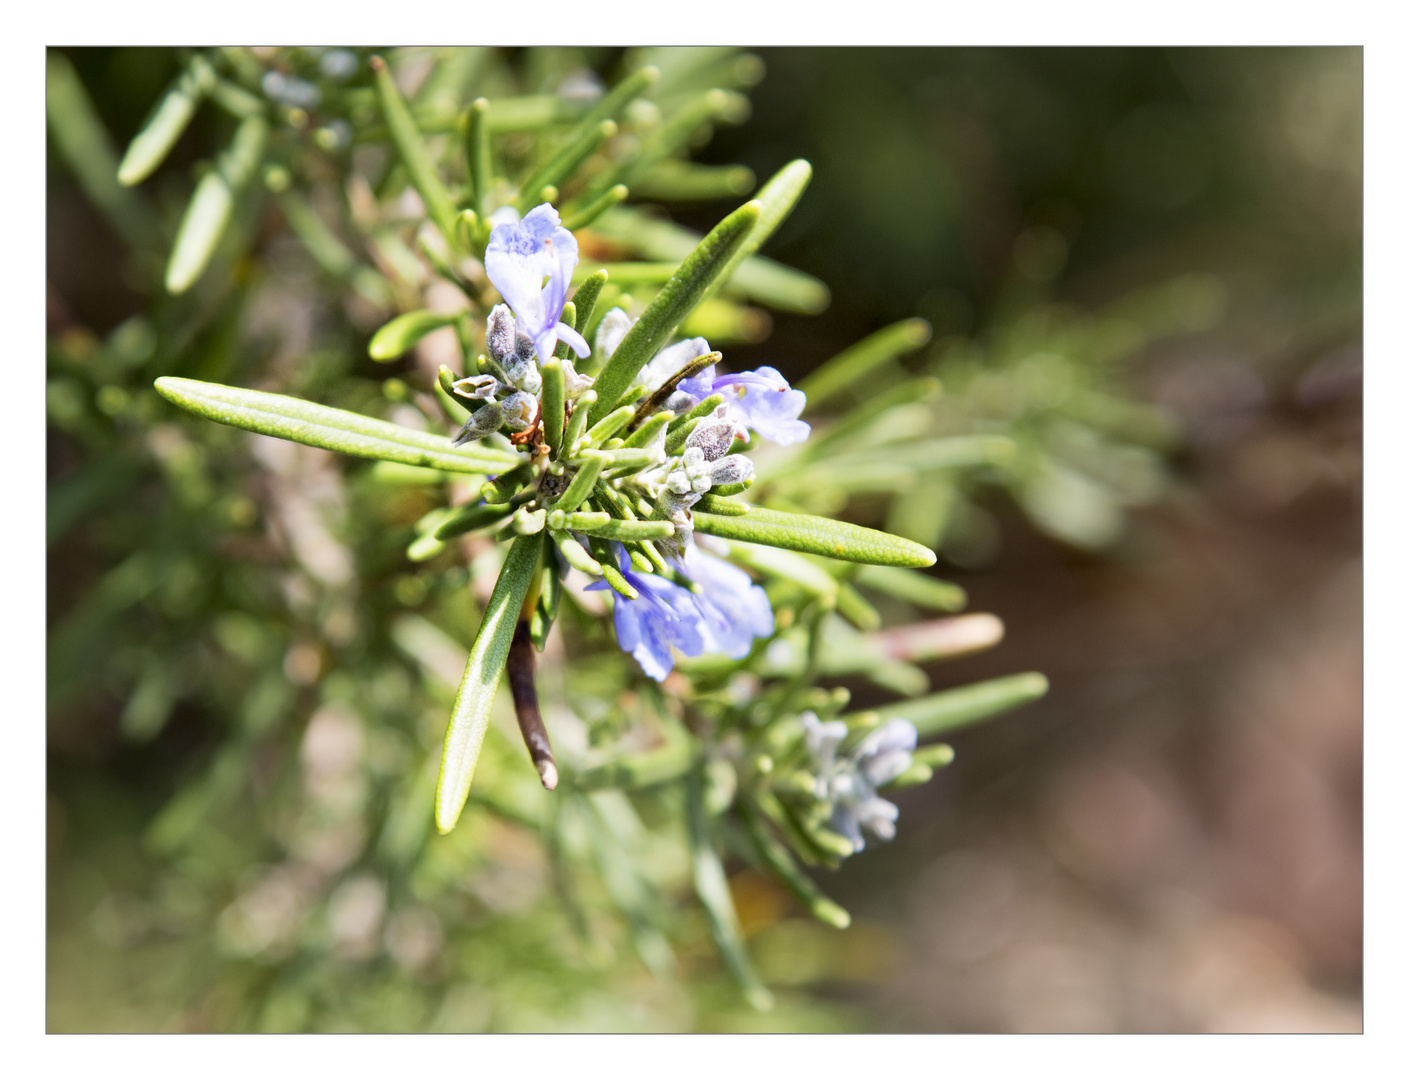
(44, 47, 1188, 1031)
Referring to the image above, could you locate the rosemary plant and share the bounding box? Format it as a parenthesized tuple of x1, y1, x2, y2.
(51, 47, 1059, 1019)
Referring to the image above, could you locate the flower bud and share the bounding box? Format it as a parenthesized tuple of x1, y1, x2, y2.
(452, 402, 503, 444)
(486, 305, 517, 367)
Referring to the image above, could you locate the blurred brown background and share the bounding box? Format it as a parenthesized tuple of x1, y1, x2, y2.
(706, 46, 1362, 1032)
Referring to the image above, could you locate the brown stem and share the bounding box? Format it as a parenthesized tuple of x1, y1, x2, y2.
(508, 618, 557, 790)
(626, 352, 722, 432)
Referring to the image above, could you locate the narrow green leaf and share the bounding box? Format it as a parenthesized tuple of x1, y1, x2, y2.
(482, 460, 535, 504)
(561, 183, 628, 231)
(368, 311, 458, 361)
(692, 497, 936, 568)
(561, 510, 611, 531)
(578, 65, 658, 131)
(570, 270, 608, 337)
(581, 518, 674, 541)
(436, 533, 545, 833)
(711, 478, 754, 498)
(798, 318, 933, 410)
(573, 731, 694, 792)
(434, 500, 522, 540)
(531, 561, 563, 651)
(463, 97, 492, 222)
(884, 762, 934, 790)
(737, 798, 850, 930)
(165, 115, 267, 293)
(589, 200, 761, 421)
(701, 159, 812, 308)
(723, 539, 837, 597)
(516, 119, 617, 214)
(854, 565, 966, 612)
(836, 583, 882, 631)
(372, 56, 460, 246)
(687, 766, 774, 1011)
(118, 54, 217, 186)
(853, 672, 1050, 739)
(154, 377, 519, 474)
(541, 359, 567, 455)
(45, 52, 158, 249)
(595, 447, 658, 473)
(552, 530, 603, 575)
(802, 377, 942, 456)
(912, 743, 956, 769)
(549, 450, 606, 513)
(591, 205, 828, 314)
(633, 161, 755, 202)
(581, 404, 636, 448)
(562, 389, 597, 451)
(622, 410, 673, 449)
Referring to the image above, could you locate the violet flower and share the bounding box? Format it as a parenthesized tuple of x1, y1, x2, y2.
(801, 713, 917, 852)
(612, 316, 810, 446)
(586, 549, 707, 682)
(585, 543, 773, 681)
(685, 547, 774, 660)
(484, 204, 590, 364)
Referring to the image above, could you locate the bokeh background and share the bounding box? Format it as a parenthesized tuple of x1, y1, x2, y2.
(47, 46, 1361, 1032)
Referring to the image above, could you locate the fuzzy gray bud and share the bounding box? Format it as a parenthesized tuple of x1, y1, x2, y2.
(685, 418, 744, 462)
(452, 402, 503, 444)
(705, 454, 754, 487)
(486, 304, 517, 367)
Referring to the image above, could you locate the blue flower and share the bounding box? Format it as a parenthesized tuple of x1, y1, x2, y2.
(712, 367, 810, 445)
(623, 325, 810, 446)
(587, 549, 706, 681)
(685, 547, 774, 660)
(802, 713, 917, 852)
(484, 204, 590, 364)
(584, 543, 773, 681)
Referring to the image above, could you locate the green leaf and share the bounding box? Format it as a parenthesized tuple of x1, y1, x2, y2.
(165, 115, 267, 294)
(591, 205, 828, 314)
(691, 497, 936, 568)
(798, 318, 933, 410)
(569, 270, 608, 339)
(463, 97, 492, 222)
(154, 377, 520, 473)
(516, 119, 618, 213)
(561, 184, 628, 231)
(633, 161, 755, 202)
(433, 500, 517, 540)
(580, 65, 658, 130)
(589, 200, 761, 421)
(687, 766, 774, 1011)
(372, 55, 460, 247)
(701, 159, 814, 308)
(737, 797, 850, 930)
(368, 311, 459, 361)
(854, 565, 967, 612)
(854, 672, 1050, 739)
(45, 52, 157, 249)
(540, 359, 567, 455)
(580, 518, 674, 541)
(435, 532, 545, 833)
(723, 539, 838, 598)
(573, 729, 694, 792)
(118, 54, 217, 186)
(548, 450, 606, 513)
